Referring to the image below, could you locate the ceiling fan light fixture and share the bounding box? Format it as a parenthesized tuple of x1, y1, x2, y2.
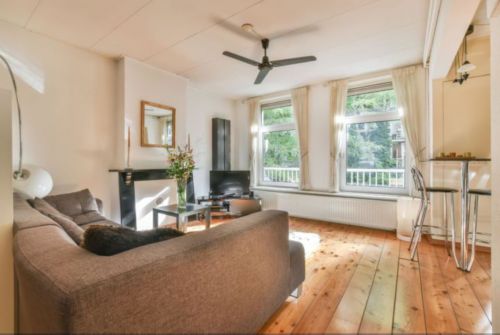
(241, 23, 254, 32)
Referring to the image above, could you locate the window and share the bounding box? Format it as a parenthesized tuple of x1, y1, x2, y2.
(341, 82, 408, 194)
(258, 99, 300, 187)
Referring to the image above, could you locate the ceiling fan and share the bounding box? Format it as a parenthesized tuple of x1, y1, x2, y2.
(222, 37, 317, 84)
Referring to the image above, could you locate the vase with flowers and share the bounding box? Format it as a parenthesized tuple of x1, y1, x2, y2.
(166, 140, 195, 209)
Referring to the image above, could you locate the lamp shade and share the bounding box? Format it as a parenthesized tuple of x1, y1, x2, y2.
(457, 61, 476, 74)
(13, 164, 53, 199)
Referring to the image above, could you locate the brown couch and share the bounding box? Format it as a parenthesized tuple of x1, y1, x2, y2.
(13, 192, 305, 334)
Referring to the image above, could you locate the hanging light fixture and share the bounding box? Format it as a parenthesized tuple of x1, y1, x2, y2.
(0, 54, 53, 199)
(454, 25, 476, 85)
(452, 53, 465, 85)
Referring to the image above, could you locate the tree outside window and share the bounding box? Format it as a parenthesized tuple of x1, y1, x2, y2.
(342, 86, 408, 193)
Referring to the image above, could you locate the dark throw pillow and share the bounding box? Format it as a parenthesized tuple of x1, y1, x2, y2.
(81, 226, 185, 256)
(48, 214, 84, 245)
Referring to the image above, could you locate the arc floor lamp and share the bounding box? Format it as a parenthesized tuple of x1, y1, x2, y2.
(0, 54, 52, 198)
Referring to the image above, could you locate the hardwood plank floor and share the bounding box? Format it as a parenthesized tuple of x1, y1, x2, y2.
(358, 234, 399, 333)
(178, 215, 491, 334)
(257, 217, 492, 334)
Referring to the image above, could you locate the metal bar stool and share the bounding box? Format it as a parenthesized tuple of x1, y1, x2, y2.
(465, 188, 491, 271)
(409, 167, 459, 262)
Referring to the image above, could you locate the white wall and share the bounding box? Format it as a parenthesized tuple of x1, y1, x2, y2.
(490, 13, 500, 333)
(0, 89, 14, 332)
(115, 58, 236, 199)
(0, 20, 117, 215)
(186, 86, 236, 197)
(308, 84, 331, 190)
(118, 57, 188, 169)
(431, 36, 491, 236)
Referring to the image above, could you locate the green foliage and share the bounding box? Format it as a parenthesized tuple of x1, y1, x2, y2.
(263, 130, 299, 168)
(346, 89, 403, 171)
(260, 104, 299, 168)
(166, 143, 195, 182)
(346, 121, 402, 170)
(346, 89, 397, 116)
(262, 106, 294, 126)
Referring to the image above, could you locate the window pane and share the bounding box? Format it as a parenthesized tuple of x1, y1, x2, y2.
(262, 130, 300, 184)
(345, 120, 406, 189)
(262, 104, 294, 126)
(346, 89, 397, 116)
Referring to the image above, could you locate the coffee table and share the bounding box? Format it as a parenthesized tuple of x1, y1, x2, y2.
(153, 203, 211, 232)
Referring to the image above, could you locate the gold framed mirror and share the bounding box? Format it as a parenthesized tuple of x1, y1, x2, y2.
(140, 100, 176, 148)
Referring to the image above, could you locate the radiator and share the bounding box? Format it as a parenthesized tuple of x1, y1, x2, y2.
(255, 190, 397, 231)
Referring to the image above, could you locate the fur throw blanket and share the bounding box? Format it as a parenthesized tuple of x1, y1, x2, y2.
(81, 225, 185, 256)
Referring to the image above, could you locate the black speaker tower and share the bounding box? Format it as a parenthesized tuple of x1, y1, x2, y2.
(212, 118, 231, 171)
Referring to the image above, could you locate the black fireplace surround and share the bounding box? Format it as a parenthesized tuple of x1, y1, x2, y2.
(110, 169, 195, 230)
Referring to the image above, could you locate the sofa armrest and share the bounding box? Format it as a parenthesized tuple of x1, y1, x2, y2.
(15, 210, 291, 333)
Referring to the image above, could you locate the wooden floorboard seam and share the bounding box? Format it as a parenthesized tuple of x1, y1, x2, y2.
(290, 230, 374, 333)
(390, 238, 402, 334)
(465, 269, 493, 324)
(355, 232, 390, 334)
(432, 245, 463, 332)
(415, 247, 428, 334)
(326, 231, 388, 333)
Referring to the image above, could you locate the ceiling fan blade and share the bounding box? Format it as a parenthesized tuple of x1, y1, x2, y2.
(254, 67, 271, 84)
(269, 25, 319, 41)
(222, 51, 260, 66)
(272, 56, 317, 67)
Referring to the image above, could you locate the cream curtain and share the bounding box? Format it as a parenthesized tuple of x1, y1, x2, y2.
(329, 80, 348, 192)
(247, 98, 260, 187)
(292, 87, 311, 190)
(392, 65, 426, 165)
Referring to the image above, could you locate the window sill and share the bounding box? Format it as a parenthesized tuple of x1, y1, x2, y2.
(252, 186, 403, 202)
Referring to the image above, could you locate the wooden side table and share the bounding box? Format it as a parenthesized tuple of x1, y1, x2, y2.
(153, 204, 211, 232)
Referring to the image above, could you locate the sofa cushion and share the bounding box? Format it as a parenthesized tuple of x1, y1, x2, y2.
(73, 211, 107, 226)
(44, 189, 99, 217)
(81, 225, 185, 256)
(48, 214, 84, 245)
(13, 193, 60, 233)
(81, 220, 120, 230)
(28, 198, 72, 220)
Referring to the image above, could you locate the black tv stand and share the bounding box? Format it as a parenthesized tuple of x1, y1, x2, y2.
(197, 194, 261, 214)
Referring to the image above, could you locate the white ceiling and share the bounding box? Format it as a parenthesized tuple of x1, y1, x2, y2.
(0, 0, 430, 99)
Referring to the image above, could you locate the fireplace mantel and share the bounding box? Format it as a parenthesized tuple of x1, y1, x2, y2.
(109, 169, 195, 229)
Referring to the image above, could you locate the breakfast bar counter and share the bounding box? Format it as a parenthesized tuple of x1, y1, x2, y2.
(428, 157, 491, 271)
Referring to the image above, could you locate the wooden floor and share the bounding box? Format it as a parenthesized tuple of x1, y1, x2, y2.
(259, 217, 492, 334)
(180, 216, 492, 334)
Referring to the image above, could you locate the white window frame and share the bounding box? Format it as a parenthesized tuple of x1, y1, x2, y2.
(340, 81, 410, 195)
(257, 98, 299, 188)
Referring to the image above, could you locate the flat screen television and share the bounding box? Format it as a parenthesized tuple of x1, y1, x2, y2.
(210, 170, 250, 197)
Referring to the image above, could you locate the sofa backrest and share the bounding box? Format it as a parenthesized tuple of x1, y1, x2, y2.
(44, 189, 99, 217)
(13, 193, 60, 234)
(13, 209, 291, 333)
